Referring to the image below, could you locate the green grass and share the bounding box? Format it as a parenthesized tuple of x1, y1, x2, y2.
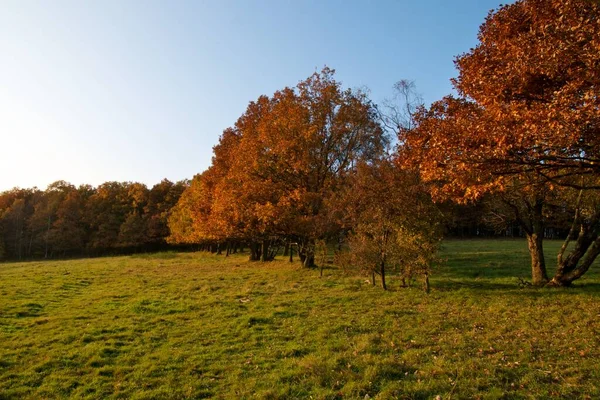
(1, 239, 600, 399)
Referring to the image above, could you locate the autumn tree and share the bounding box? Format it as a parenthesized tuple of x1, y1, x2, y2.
(336, 160, 442, 290)
(0, 185, 87, 259)
(168, 128, 247, 255)
(210, 97, 288, 260)
(401, 0, 600, 286)
(168, 169, 223, 246)
(117, 183, 150, 248)
(145, 179, 187, 246)
(84, 182, 126, 251)
(171, 68, 388, 265)
(0, 189, 39, 260)
(248, 68, 387, 265)
(48, 185, 92, 257)
(28, 181, 76, 258)
(0, 178, 183, 260)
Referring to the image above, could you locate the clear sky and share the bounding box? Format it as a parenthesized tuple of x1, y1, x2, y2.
(0, 0, 510, 192)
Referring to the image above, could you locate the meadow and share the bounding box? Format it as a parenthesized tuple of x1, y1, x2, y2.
(1, 239, 600, 399)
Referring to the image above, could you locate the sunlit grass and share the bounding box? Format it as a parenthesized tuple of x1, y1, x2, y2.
(1, 239, 599, 399)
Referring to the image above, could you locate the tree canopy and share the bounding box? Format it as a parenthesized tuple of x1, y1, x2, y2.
(0, 180, 185, 260)
(169, 68, 390, 265)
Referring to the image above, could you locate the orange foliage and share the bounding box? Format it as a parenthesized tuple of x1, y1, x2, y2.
(402, 0, 600, 200)
(169, 68, 387, 260)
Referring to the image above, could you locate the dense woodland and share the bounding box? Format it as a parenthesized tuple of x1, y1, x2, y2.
(1, 0, 599, 288)
(0, 180, 186, 260)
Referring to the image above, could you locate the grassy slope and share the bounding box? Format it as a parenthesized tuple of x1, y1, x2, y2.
(1, 239, 600, 399)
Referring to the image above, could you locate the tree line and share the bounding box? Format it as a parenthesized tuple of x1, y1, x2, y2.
(0, 180, 185, 260)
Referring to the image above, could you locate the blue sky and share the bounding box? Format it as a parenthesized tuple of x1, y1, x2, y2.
(0, 0, 509, 191)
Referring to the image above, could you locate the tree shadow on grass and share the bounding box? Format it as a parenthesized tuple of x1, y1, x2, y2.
(433, 244, 600, 295)
(429, 275, 600, 297)
(437, 238, 600, 289)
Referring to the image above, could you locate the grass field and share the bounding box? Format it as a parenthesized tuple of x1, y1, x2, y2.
(1, 239, 600, 399)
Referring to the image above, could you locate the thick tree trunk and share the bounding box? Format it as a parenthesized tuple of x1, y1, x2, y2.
(527, 233, 548, 285)
(503, 195, 549, 285)
(550, 226, 600, 287)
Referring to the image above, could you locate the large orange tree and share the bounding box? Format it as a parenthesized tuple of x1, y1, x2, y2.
(169, 68, 388, 264)
(401, 0, 600, 285)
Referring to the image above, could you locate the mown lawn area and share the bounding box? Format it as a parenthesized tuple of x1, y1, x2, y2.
(1, 239, 600, 399)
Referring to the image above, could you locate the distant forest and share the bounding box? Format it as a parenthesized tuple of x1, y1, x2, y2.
(0, 180, 186, 260)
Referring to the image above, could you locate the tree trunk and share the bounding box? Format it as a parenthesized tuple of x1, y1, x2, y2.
(283, 242, 289, 257)
(371, 271, 376, 286)
(559, 238, 600, 285)
(249, 242, 260, 261)
(301, 239, 315, 268)
(380, 261, 387, 290)
(303, 253, 314, 268)
(550, 223, 600, 286)
(299, 252, 306, 263)
(261, 240, 270, 262)
(289, 245, 294, 262)
(423, 273, 430, 293)
(298, 241, 307, 264)
(503, 195, 549, 285)
(526, 233, 548, 285)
